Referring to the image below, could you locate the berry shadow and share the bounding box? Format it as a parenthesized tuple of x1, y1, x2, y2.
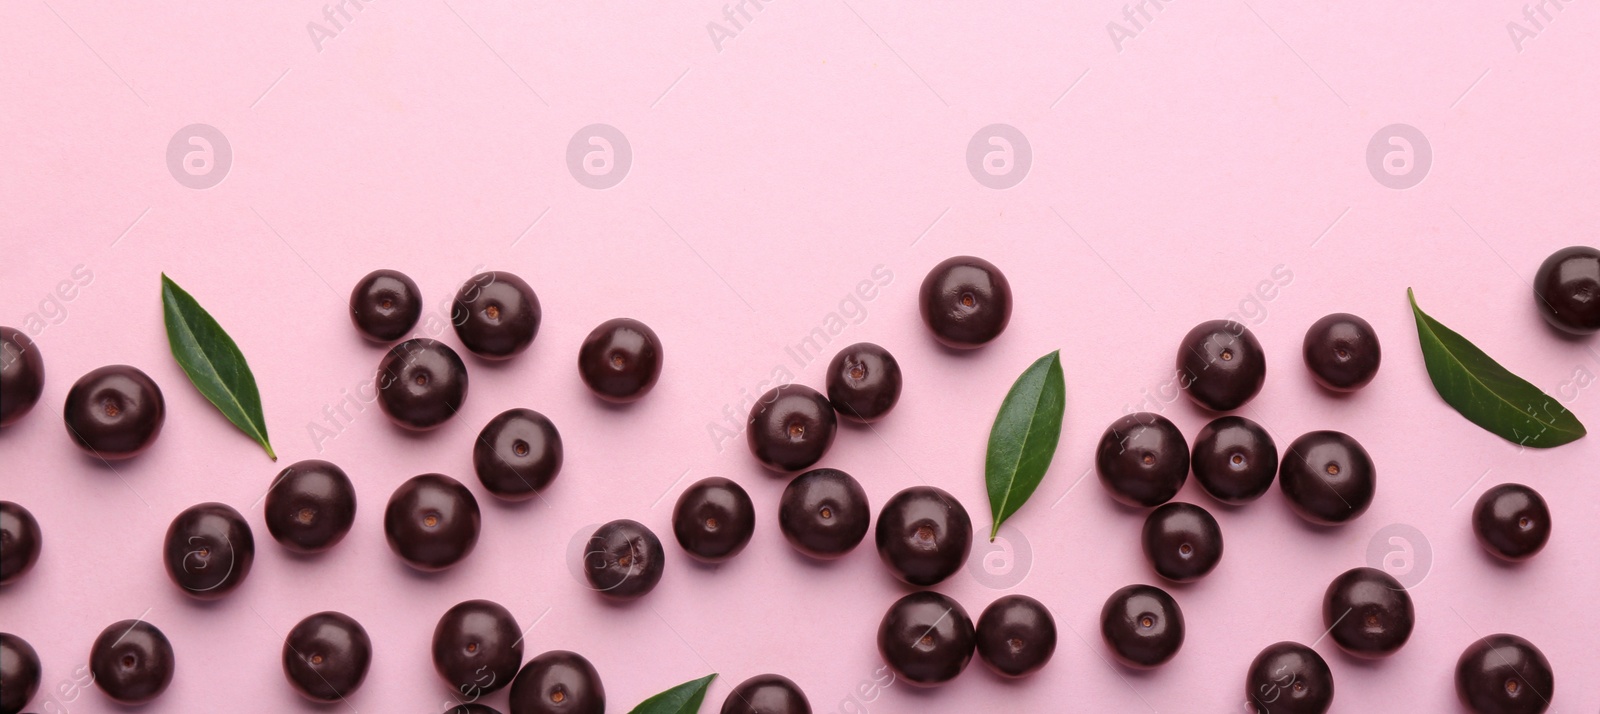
(1474, 548, 1531, 572)
(678, 557, 723, 575)
(165, 587, 239, 612)
(583, 396, 642, 415)
(779, 543, 853, 572)
(76, 451, 139, 472)
(1328, 647, 1390, 670)
(1303, 374, 1364, 401)
(1267, 494, 1346, 536)
(462, 350, 531, 373)
(924, 333, 994, 359)
(393, 559, 459, 583)
(586, 589, 653, 611)
(480, 492, 546, 515)
(1541, 321, 1591, 343)
(1109, 659, 1172, 680)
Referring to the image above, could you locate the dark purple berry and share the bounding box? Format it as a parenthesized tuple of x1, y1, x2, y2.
(577, 318, 663, 403)
(672, 477, 755, 564)
(63, 365, 164, 459)
(1100, 584, 1184, 668)
(919, 256, 1012, 349)
(1177, 320, 1265, 411)
(826, 342, 901, 422)
(877, 591, 975, 686)
(1096, 413, 1189, 508)
(747, 385, 837, 473)
(0, 326, 44, 427)
(1302, 313, 1380, 392)
(1534, 246, 1600, 334)
(264, 459, 357, 554)
(90, 619, 175, 705)
(452, 271, 541, 359)
(1472, 483, 1551, 562)
(376, 338, 469, 431)
(474, 409, 563, 501)
(349, 269, 422, 342)
(282, 611, 372, 702)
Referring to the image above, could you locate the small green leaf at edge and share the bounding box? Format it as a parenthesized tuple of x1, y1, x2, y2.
(1408, 287, 1585, 448)
(161, 274, 277, 461)
(627, 673, 717, 714)
(985, 350, 1066, 542)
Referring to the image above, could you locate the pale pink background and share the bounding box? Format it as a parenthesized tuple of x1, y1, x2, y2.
(3, 1, 1600, 712)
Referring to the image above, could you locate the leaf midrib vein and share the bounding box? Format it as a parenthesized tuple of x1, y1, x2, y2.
(1418, 306, 1575, 435)
(169, 292, 265, 442)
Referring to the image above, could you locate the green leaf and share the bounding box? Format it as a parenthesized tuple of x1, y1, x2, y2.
(1408, 288, 1584, 448)
(986, 350, 1066, 541)
(161, 274, 277, 460)
(628, 673, 716, 714)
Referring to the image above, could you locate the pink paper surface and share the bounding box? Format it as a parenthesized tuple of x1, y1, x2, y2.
(3, 1, 1599, 711)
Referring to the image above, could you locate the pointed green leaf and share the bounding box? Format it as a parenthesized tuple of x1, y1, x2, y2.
(1409, 288, 1584, 448)
(986, 350, 1066, 541)
(161, 274, 277, 460)
(628, 673, 716, 714)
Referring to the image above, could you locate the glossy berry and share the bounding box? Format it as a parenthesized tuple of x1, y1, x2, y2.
(1472, 483, 1551, 562)
(0, 632, 40, 714)
(1534, 245, 1600, 334)
(1455, 634, 1553, 714)
(874, 486, 972, 586)
(433, 600, 523, 697)
(826, 342, 902, 422)
(975, 595, 1056, 679)
(747, 384, 837, 473)
(384, 474, 481, 571)
(509, 650, 605, 714)
(1191, 416, 1278, 504)
(452, 271, 541, 359)
(474, 409, 563, 501)
(163, 502, 255, 599)
(1096, 413, 1190, 508)
(1322, 567, 1413, 658)
(90, 619, 175, 705)
(62, 365, 165, 459)
(1177, 320, 1266, 411)
(1303, 313, 1381, 392)
(264, 459, 357, 554)
(877, 591, 976, 687)
(377, 338, 469, 431)
(578, 318, 663, 403)
(0, 326, 43, 427)
(1100, 584, 1184, 669)
(1141, 502, 1223, 583)
(1279, 431, 1375, 525)
(779, 468, 870, 559)
(582, 519, 665, 600)
(349, 269, 422, 342)
(919, 256, 1012, 349)
(671, 477, 755, 564)
(0, 501, 41, 586)
(1246, 641, 1333, 714)
(720, 674, 811, 714)
(283, 611, 372, 702)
